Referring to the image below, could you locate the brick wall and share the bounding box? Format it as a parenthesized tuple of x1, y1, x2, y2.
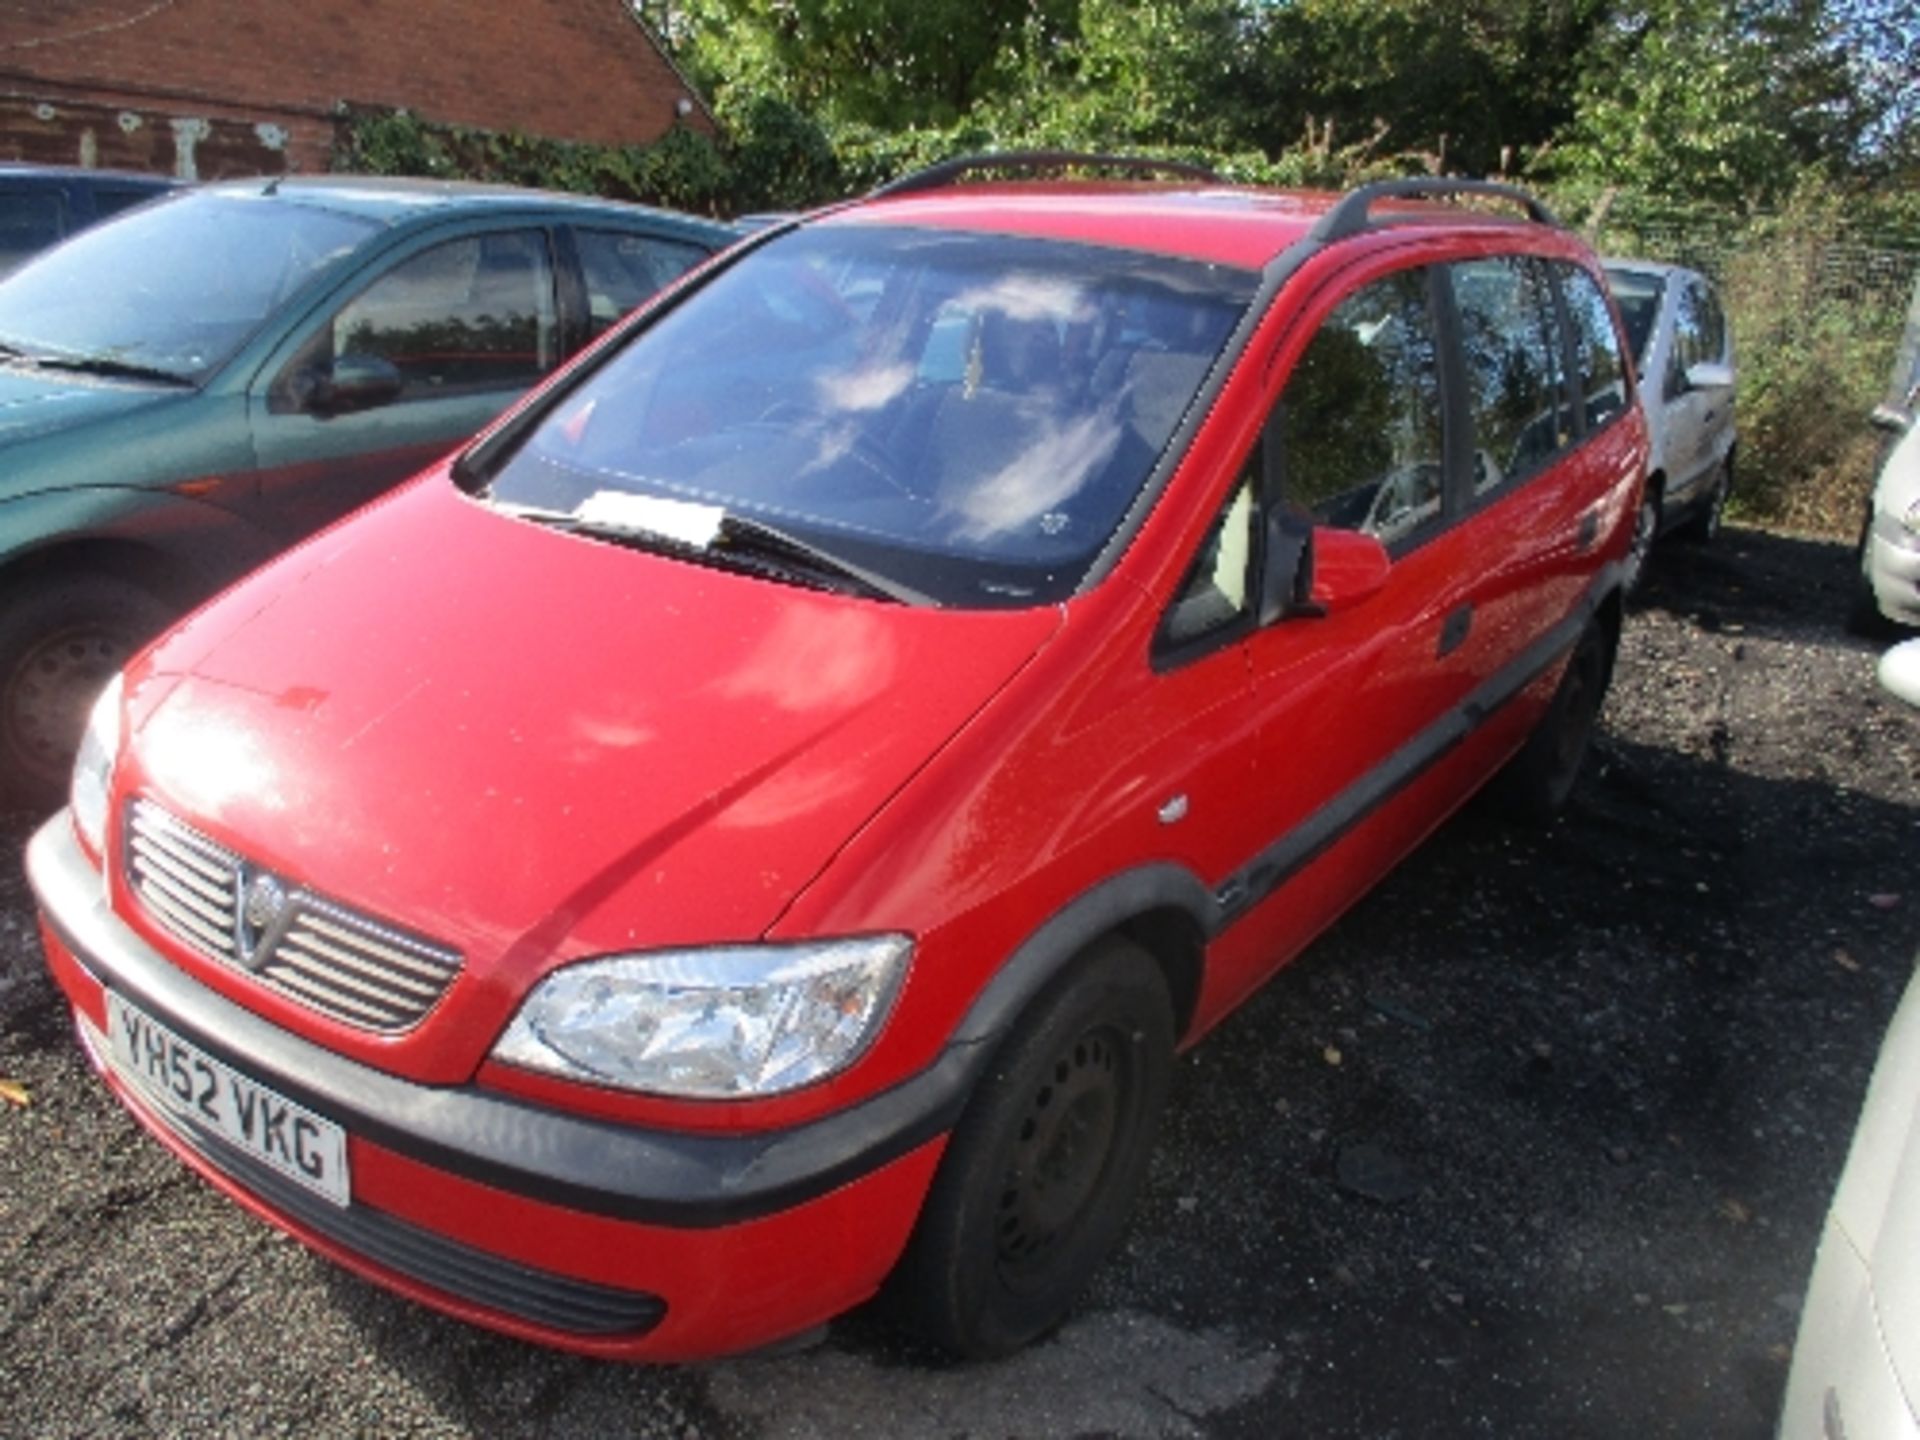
(0, 0, 713, 176)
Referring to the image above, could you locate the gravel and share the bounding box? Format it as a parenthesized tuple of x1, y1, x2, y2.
(2, 525, 1915, 1439)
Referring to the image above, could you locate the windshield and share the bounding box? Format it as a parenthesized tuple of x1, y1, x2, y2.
(480, 225, 1257, 606)
(1604, 267, 1666, 370)
(0, 191, 377, 382)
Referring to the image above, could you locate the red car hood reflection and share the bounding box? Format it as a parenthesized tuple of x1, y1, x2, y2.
(128, 476, 1061, 982)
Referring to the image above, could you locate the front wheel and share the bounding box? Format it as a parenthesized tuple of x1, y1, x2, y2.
(0, 575, 169, 811)
(893, 938, 1174, 1358)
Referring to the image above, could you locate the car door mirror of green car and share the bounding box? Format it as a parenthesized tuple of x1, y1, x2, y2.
(304, 353, 405, 417)
(1259, 511, 1391, 624)
(1683, 359, 1734, 393)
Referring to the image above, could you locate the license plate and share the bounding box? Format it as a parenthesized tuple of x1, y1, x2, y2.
(101, 991, 351, 1208)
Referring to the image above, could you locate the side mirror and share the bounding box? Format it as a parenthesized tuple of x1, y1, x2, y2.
(1258, 512, 1390, 625)
(1870, 403, 1913, 435)
(1309, 526, 1391, 614)
(1881, 639, 1920, 709)
(307, 353, 404, 416)
(1684, 360, 1734, 392)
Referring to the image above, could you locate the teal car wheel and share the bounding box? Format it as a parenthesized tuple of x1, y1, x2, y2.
(0, 576, 167, 810)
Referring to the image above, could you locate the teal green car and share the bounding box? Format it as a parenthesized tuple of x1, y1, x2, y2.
(0, 177, 734, 805)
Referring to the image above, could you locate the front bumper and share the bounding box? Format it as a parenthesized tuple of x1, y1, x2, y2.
(1866, 513, 1920, 626)
(29, 814, 950, 1360)
(1779, 1215, 1920, 1439)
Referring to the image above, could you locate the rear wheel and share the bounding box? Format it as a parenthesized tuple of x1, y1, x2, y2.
(0, 575, 169, 811)
(894, 938, 1174, 1358)
(1495, 617, 1611, 823)
(1622, 493, 1659, 595)
(1681, 460, 1730, 543)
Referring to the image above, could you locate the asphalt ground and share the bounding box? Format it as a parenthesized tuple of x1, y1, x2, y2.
(2, 525, 1916, 1438)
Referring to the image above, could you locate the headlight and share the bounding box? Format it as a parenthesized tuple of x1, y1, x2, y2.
(492, 935, 912, 1098)
(70, 672, 123, 859)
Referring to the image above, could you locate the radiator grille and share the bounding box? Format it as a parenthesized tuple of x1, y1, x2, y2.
(125, 800, 462, 1033)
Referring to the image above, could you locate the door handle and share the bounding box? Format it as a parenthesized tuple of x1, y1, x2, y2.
(1437, 604, 1474, 658)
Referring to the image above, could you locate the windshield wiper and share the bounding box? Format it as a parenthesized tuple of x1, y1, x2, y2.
(712, 513, 928, 605)
(491, 500, 928, 605)
(31, 352, 194, 387)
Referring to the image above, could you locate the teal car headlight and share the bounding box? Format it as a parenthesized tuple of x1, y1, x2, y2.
(70, 672, 122, 859)
(492, 935, 912, 1098)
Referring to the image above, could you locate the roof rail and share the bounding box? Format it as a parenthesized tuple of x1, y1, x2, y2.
(871, 150, 1221, 200)
(1310, 178, 1560, 243)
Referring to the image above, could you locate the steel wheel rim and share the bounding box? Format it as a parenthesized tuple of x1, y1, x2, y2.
(994, 1025, 1127, 1290)
(2, 627, 127, 783)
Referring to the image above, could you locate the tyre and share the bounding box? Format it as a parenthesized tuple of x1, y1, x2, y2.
(1621, 493, 1659, 596)
(1495, 617, 1611, 823)
(0, 574, 170, 811)
(1680, 459, 1730, 543)
(894, 937, 1175, 1358)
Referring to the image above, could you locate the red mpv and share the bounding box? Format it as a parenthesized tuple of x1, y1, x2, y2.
(30, 159, 1648, 1361)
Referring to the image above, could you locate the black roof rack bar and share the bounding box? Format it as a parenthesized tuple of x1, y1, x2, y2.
(1310, 178, 1560, 242)
(871, 150, 1221, 199)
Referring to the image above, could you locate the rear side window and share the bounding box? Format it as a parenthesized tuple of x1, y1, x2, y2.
(1557, 264, 1630, 431)
(1452, 256, 1573, 493)
(575, 229, 709, 339)
(1279, 268, 1446, 548)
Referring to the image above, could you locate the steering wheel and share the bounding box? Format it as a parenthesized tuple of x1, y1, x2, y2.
(754, 401, 919, 501)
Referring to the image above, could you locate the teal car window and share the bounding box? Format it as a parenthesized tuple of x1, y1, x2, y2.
(575, 229, 709, 339)
(326, 230, 559, 400)
(0, 192, 374, 381)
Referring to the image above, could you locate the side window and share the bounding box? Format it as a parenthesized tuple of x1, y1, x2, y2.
(575, 229, 709, 339)
(1279, 268, 1444, 548)
(1163, 473, 1258, 649)
(1452, 255, 1572, 493)
(324, 230, 557, 402)
(1558, 264, 1629, 431)
(1666, 279, 1712, 398)
(0, 191, 66, 273)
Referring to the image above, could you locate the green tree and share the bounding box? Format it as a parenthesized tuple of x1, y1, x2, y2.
(669, 0, 1078, 129)
(1242, 0, 1611, 177)
(1552, 0, 1867, 204)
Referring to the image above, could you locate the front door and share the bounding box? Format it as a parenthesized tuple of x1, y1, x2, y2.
(1223, 260, 1481, 984)
(245, 226, 562, 543)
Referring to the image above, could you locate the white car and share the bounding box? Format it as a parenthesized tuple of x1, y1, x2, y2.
(1854, 406, 1920, 632)
(1779, 639, 1920, 1437)
(1604, 259, 1738, 590)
